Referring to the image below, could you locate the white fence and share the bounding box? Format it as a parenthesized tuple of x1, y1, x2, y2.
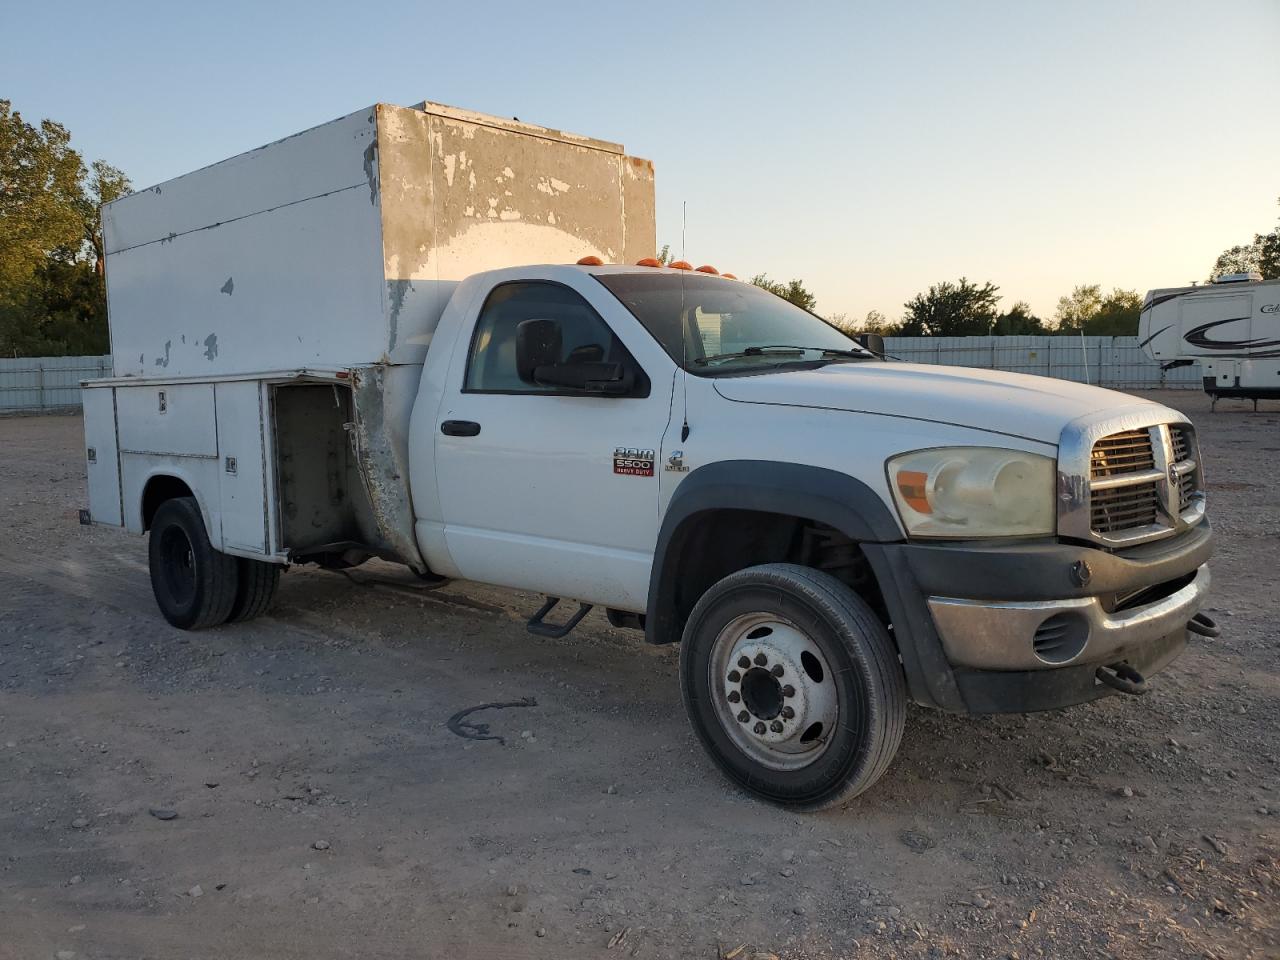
(0, 355, 114, 412)
(0, 338, 1199, 413)
(882, 335, 1201, 390)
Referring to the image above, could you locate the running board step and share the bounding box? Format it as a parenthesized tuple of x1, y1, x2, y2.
(527, 597, 593, 638)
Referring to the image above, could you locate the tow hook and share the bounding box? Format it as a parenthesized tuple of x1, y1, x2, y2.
(1187, 611, 1221, 638)
(1095, 662, 1148, 696)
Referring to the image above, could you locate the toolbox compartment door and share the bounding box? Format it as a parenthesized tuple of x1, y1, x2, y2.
(82, 386, 123, 527)
(214, 380, 269, 554)
(116, 383, 218, 457)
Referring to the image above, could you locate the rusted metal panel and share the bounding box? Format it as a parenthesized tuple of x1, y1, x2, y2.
(376, 102, 656, 364)
(102, 100, 654, 381)
(347, 363, 426, 570)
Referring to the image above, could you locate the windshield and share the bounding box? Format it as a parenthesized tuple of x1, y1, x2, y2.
(595, 273, 869, 373)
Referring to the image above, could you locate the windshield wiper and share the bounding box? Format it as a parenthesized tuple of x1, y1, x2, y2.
(693, 344, 868, 366)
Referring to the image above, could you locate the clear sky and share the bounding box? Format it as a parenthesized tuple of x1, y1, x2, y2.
(4, 0, 1278, 323)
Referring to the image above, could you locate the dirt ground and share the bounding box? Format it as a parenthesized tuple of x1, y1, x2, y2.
(1, 390, 1277, 960)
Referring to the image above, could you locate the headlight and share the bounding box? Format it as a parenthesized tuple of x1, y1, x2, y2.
(886, 447, 1056, 538)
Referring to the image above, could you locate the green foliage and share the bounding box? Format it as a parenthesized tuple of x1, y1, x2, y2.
(1210, 197, 1280, 281)
(750, 273, 818, 312)
(1053, 284, 1103, 330)
(992, 301, 1045, 335)
(900, 278, 1000, 337)
(0, 100, 129, 356)
(1088, 289, 1142, 336)
(1054, 285, 1141, 335)
(1, 256, 110, 355)
(656, 243, 671, 266)
(852, 309, 897, 336)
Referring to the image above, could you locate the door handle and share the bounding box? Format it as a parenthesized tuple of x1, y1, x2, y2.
(440, 419, 481, 437)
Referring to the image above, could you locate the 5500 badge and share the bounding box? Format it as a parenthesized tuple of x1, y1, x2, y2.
(613, 447, 655, 477)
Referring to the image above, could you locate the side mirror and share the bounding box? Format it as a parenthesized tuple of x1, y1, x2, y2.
(516, 318, 562, 384)
(856, 333, 885, 356)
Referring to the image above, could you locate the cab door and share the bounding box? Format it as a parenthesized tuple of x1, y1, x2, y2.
(432, 272, 676, 611)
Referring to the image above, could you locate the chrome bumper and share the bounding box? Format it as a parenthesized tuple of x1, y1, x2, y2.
(927, 564, 1211, 671)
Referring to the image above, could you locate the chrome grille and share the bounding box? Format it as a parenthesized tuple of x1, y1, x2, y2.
(1091, 482, 1160, 532)
(1171, 426, 1196, 511)
(1085, 423, 1202, 544)
(1090, 430, 1154, 478)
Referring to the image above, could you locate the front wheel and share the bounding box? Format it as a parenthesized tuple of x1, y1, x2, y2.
(679, 563, 906, 810)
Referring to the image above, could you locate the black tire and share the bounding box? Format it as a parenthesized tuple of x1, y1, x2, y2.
(227, 558, 281, 623)
(679, 563, 906, 810)
(147, 497, 238, 630)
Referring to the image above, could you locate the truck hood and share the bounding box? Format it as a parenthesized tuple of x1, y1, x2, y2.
(711, 362, 1159, 444)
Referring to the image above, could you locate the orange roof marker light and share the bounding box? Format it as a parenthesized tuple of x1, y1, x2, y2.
(695, 265, 719, 275)
(668, 260, 693, 271)
(721, 272, 738, 280)
(635, 257, 662, 267)
(576, 255, 605, 266)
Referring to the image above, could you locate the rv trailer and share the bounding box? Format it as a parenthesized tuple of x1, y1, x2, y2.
(1138, 272, 1280, 408)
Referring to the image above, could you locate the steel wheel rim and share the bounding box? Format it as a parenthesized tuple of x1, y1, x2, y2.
(159, 526, 197, 606)
(709, 612, 839, 772)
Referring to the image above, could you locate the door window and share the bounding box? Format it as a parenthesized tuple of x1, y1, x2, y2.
(464, 281, 644, 394)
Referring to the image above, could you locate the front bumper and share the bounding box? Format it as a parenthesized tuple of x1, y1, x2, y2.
(927, 564, 1210, 671)
(862, 519, 1213, 714)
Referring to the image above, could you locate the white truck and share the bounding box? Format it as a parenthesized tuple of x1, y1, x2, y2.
(1139, 272, 1280, 408)
(83, 101, 1216, 809)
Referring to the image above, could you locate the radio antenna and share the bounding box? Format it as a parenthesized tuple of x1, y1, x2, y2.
(679, 200, 690, 442)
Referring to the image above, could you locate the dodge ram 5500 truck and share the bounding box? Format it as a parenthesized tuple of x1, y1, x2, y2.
(83, 101, 1215, 809)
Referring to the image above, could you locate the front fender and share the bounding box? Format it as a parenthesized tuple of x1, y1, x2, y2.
(644, 459, 903, 646)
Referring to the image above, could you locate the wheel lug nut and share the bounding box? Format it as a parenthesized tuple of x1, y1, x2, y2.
(782, 685, 796, 698)
(781, 706, 795, 719)
(737, 656, 750, 670)
(770, 720, 783, 733)
(738, 711, 750, 723)
(727, 670, 741, 683)
(753, 653, 767, 666)
(753, 722, 766, 735)
(771, 664, 784, 677)
(727, 691, 740, 703)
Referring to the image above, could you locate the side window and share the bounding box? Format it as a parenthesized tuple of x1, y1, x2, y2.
(465, 282, 642, 394)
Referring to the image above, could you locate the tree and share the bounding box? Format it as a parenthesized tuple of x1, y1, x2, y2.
(80, 160, 131, 276)
(900, 278, 1000, 337)
(1054, 285, 1141, 335)
(1209, 196, 1280, 281)
(0, 100, 130, 356)
(0, 100, 86, 311)
(1089, 288, 1142, 336)
(751, 273, 817, 312)
(1053, 284, 1103, 331)
(656, 243, 671, 265)
(857, 309, 898, 336)
(992, 300, 1045, 335)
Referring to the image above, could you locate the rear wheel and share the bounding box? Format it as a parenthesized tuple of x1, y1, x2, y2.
(679, 563, 906, 810)
(148, 497, 238, 629)
(227, 558, 281, 622)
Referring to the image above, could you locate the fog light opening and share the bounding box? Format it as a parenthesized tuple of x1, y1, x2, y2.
(1032, 613, 1089, 665)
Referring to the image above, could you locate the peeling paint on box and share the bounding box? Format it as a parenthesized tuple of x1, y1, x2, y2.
(220, 276, 234, 295)
(203, 334, 218, 361)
